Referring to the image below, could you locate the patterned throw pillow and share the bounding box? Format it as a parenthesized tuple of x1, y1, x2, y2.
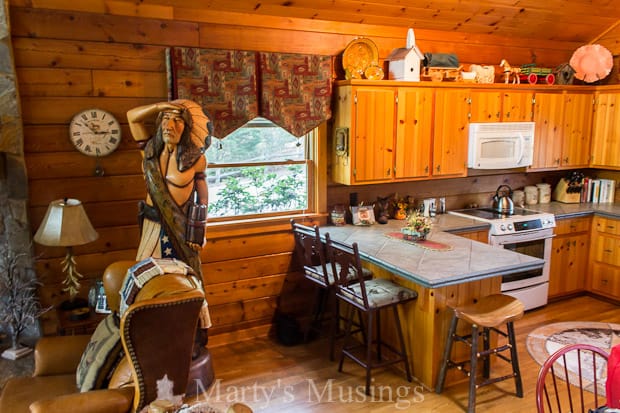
(76, 313, 122, 392)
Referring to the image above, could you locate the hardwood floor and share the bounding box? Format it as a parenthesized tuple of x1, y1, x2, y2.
(199, 295, 620, 413)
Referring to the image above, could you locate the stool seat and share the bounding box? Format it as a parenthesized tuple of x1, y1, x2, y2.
(454, 294, 524, 328)
(436, 293, 524, 413)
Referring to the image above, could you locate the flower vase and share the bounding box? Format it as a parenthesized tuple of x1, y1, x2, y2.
(401, 227, 428, 241)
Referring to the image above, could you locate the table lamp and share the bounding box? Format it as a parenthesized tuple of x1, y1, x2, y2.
(34, 198, 99, 311)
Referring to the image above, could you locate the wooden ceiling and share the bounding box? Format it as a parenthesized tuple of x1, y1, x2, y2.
(162, 0, 620, 44)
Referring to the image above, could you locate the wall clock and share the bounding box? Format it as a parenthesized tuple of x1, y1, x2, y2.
(69, 108, 121, 157)
(69, 108, 121, 176)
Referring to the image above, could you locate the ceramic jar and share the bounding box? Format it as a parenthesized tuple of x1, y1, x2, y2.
(524, 185, 539, 205)
(536, 183, 551, 204)
(511, 190, 525, 208)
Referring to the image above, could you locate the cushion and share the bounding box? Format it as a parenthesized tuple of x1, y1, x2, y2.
(76, 314, 123, 392)
(341, 278, 417, 309)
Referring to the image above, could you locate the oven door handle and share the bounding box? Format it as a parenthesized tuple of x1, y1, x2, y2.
(493, 232, 555, 246)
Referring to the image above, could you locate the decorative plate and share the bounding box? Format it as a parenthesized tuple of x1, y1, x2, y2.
(569, 44, 613, 83)
(364, 64, 385, 80)
(342, 38, 379, 78)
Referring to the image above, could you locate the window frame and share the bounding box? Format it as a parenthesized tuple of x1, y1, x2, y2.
(204, 122, 327, 236)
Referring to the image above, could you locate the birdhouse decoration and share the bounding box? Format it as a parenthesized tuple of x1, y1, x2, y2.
(387, 28, 424, 81)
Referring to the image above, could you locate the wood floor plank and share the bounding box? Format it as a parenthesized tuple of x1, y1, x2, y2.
(200, 295, 619, 412)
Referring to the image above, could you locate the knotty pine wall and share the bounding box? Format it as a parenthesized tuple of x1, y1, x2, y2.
(6, 2, 596, 341)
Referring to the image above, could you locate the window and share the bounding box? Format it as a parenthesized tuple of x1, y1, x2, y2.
(205, 118, 313, 220)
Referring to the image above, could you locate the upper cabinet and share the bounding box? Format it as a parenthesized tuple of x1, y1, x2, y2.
(470, 90, 533, 122)
(529, 91, 594, 170)
(433, 88, 470, 177)
(591, 91, 620, 169)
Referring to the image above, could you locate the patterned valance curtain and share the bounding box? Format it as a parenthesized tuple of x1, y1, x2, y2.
(167, 47, 332, 138)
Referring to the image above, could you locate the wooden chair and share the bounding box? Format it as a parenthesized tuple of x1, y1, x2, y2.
(536, 343, 609, 413)
(435, 294, 524, 413)
(290, 219, 369, 360)
(325, 234, 417, 395)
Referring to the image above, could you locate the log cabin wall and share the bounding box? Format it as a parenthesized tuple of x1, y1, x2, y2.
(596, 24, 620, 85)
(5, 1, 601, 341)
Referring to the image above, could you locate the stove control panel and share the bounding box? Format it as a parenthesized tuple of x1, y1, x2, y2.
(492, 215, 555, 234)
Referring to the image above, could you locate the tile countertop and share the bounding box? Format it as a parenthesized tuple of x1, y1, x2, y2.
(323, 219, 543, 289)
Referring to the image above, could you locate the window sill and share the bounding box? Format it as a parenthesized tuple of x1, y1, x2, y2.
(206, 213, 329, 239)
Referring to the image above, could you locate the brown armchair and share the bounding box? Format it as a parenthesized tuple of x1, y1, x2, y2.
(0, 260, 208, 413)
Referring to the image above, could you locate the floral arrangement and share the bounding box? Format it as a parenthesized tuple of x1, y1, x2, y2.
(401, 211, 432, 241)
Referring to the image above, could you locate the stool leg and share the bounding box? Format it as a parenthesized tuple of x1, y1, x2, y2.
(329, 294, 340, 361)
(365, 310, 374, 396)
(482, 327, 490, 379)
(435, 313, 458, 394)
(338, 304, 354, 373)
(507, 321, 523, 398)
(376, 310, 382, 362)
(393, 305, 412, 382)
(468, 324, 479, 413)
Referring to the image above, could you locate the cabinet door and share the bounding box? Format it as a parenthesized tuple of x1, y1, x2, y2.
(549, 232, 589, 298)
(590, 262, 620, 299)
(501, 90, 533, 121)
(591, 92, 620, 168)
(530, 92, 564, 169)
(433, 89, 470, 177)
(395, 88, 433, 179)
(561, 93, 593, 168)
(469, 90, 501, 122)
(352, 87, 396, 183)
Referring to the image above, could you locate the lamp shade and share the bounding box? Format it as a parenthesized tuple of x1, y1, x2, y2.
(33, 198, 99, 247)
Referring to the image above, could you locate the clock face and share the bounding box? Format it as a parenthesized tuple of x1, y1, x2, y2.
(69, 109, 121, 157)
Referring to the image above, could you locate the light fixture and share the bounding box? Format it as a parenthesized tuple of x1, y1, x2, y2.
(34, 198, 99, 309)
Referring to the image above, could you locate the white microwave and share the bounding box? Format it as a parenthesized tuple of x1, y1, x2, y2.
(468, 122, 535, 169)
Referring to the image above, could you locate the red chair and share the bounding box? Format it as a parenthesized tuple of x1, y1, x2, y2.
(536, 343, 609, 413)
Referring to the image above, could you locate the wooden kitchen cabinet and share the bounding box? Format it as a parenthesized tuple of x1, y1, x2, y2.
(433, 88, 470, 177)
(591, 91, 620, 169)
(548, 216, 591, 299)
(394, 87, 434, 179)
(530, 92, 564, 170)
(561, 92, 594, 168)
(331, 85, 396, 184)
(469, 90, 533, 122)
(589, 216, 620, 299)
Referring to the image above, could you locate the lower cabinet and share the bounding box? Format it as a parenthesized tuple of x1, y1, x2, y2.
(589, 216, 620, 299)
(548, 216, 591, 299)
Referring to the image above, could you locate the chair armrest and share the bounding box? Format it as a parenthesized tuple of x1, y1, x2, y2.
(29, 387, 134, 413)
(33, 335, 92, 376)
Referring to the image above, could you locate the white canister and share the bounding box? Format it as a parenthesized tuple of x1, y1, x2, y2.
(536, 183, 551, 204)
(524, 185, 538, 205)
(511, 190, 525, 207)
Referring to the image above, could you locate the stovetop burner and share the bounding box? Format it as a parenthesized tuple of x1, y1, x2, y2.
(449, 207, 556, 235)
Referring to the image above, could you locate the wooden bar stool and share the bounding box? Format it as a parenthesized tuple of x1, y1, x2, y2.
(435, 294, 524, 413)
(290, 219, 369, 360)
(326, 235, 417, 395)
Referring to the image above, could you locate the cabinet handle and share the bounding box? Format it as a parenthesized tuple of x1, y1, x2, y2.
(555, 158, 561, 165)
(564, 157, 569, 164)
(506, 111, 510, 118)
(604, 249, 613, 253)
(436, 165, 441, 172)
(424, 165, 429, 173)
(386, 168, 391, 176)
(607, 225, 616, 230)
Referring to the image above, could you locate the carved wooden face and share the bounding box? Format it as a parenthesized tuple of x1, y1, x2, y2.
(161, 111, 185, 146)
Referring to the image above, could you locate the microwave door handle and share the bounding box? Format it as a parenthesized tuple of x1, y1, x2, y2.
(516, 133, 524, 163)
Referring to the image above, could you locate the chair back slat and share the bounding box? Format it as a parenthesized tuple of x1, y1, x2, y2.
(325, 234, 369, 309)
(536, 343, 609, 413)
(290, 219, 330, 286)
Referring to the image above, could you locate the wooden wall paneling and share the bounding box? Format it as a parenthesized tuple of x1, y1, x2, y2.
(203, 273, 289, 306)
(202, 231, 295, 262)
(202, 253, 295, 284)
(92, 70, 167, 97)
(20, 96, 161, 125)
(29, 175, 145, 206)
(8, 7, 200, 46)
(29, 202, 141, 229)
(23, 125, 136, 153)
(25, 151, 142, 179)
(12, 38, 167, 71)
(17, 68, 93, 96)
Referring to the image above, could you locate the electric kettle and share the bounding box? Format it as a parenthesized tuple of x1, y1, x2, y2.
(492, 184, 514, 214)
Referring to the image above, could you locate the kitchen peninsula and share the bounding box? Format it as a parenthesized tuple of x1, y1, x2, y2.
(323, 215, 544, 389)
